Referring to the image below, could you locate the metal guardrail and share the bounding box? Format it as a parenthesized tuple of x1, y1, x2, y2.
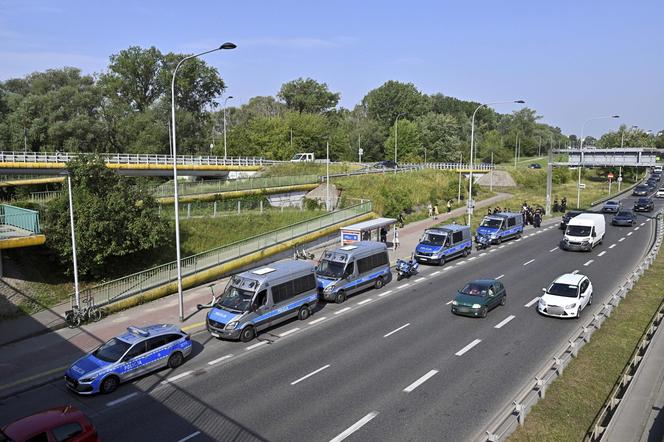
(0, 204, 41, 235)
(0, 151, 276, 167)
(154, 174, 319, 198)
(71, 201, 372, 308)
(480, 209, 663, 441)
(590, 181, 640, 207)
(402, 162, 494, 171)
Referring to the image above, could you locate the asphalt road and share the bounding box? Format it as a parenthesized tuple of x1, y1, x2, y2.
(2, 190, 662, 442)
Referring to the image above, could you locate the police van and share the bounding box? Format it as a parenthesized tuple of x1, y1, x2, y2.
(476, 212, 524, 244)
(414, 224, 472, 265)
(316, 241, 391, 303)
(206, 260, 319, 342)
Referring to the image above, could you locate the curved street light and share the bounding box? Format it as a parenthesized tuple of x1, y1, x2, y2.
(171, 42, 236, 321)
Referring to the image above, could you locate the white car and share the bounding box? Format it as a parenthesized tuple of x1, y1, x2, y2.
(538, 273, 592, 318)
(656, 188, 664, 198)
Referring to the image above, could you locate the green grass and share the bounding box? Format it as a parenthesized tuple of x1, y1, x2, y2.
(509, 242, 664, 441)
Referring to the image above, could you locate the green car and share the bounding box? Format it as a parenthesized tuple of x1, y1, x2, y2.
(451, 279, 507, 317)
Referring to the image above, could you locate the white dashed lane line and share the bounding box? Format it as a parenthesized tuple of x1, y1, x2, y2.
(330, 412, 379, 442)
(291, 364, 330, 386)
(397, 284, 410, 289)
(468, 257, 477, 261)
(572, 269, 579, 274)
(357, 298, 373, 305)
(414, 277, 426, 282)
(598, 251, 606, 257)
(619, 237, 625, 242)
(489, 249, 496, 253)
(480, 252, 487, 257)
(549, 247, 558, 252)
(378, 290, 393, 298)
(279, 328, 300, 337)
(177, 431, 201, 442)
(498, 245, 505, 249)
(384, 323, 410, 338)
(635, 227, 640, 231)
(584, 259, 594, 266)
(106, 392, 138, 407)
(207, 354, 233, 366)
(334, 307, 352, 315)
(431, 271, 441, 276)
(308, 316, 327, 325)
(494, 315, 516, 329)
(495, 274, 505, 280)
(523, 259, 535, 266)
(524, 297, 539, 308)
(162, 371, 192, 384)
(455, 339, 482, 356)
(640, 222, 646, 226)
(609, 244, 616, 249)
(246, 341, 267, 350)
(627, 232, 633, 236)
(446, 300, 454, 305)
(403, 369, 439, 392)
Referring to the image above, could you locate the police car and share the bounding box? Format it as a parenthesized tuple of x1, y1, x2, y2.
(64, 324, 192, 395)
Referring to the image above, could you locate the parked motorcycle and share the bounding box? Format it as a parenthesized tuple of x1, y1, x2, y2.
(476, 233, 492, 250)
(396, 256, 419, 281)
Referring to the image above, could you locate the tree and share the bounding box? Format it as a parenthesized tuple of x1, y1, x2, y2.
(384, 119, 422, 163)
(277, 78, 340, 114)
(361, 81, 427, 127)
(415, 113, 463, 162)
(43, 155, 171, 278)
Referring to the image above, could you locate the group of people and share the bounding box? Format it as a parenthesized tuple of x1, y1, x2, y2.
(521, 201, 544, 228)
(426, 200, 453, 221)
(552, 197, 568, 213)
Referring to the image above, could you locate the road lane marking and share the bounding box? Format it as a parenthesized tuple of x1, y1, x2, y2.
(619, 237, 625, 242)
(524, 297, 539, 307)
(598, 251, 606, 257)
(489, 249, 496, 252)
(397, 283, 410, 289)
(572, 269, 579, 274)
(468, 257, 477, 261)
(106, 392, 138, 407)
(526, 234, 533, 238)
(414, 277, 426, 282)
(378, 290, 393, 297)
(523, 259, 535, 266)
(330, 411, 379, 442)
(446, 300, 453, 305)
(456, 261, 466, 266)
(640, 222, 646, 226)
(246, 341, 267, 350)
(494, 315, 516, 329)
(309, 316, 327, 325)
(431, 271, 441, 276)
(480, 252, 487, 257)
(403, 369, 439, 392)
(609, 244, 616, 249)
(384, 323, 410, 338)
(455, 339, 482, 356)
(162, 371, 192, 384)
(550, 247, 558, 252)
(442, 267, 451, 271)
(498, 245, 505, 249)
(181, 321, 206, 332)
(357, 298, 373, 305)
(334, 307, 351, 315)
(584, 260, 594, 266)
(208, 354, 234, 366)
(279, 328, 300, 337)
(635, 227, 640, 231)
(177, 431, 201, 442)
(291, 364, 330, 385)
(495, 274, 505, 280)
(627, 232, 633, 236)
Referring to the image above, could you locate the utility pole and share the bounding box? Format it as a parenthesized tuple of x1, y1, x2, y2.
(545, 147, 553, 216)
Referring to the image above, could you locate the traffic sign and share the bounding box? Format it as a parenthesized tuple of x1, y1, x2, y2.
(578, 183, 586, 189)
(607, 172, 614, 179)
(617, 176, 623, 182)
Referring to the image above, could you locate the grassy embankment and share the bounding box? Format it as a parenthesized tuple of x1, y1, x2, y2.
(509, 239, 664, 441)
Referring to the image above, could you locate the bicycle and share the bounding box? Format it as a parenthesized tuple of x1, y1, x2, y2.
(294, 248, 314, 260)
(65, 296, 102, 328)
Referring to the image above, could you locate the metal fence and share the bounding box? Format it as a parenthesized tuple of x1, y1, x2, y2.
(72, 201, 372, 308)
(402, 162, 494, 171)
(159, 200, 315, 219)
(154, 174, 319, 198)
(29, 190, 62, 203)
(0, 204, 41, 235)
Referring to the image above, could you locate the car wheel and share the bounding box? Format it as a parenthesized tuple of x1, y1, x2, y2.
(240, 326, 256, 343)
(497, 236, 503, 244)
(500, 296, 506, 306)
(375, 276, 384, 289)
(335, 291, 346, 304)
(575, 308, 581, 319)
(438, 256, 446, 266)
(168, 351, 184, 369)
(480, 307, 488, 318)
(463, 248, 471, 257)
(297, 305, 311, 321)
(100, 375, 119, 394)
(588, 294, 593, 306)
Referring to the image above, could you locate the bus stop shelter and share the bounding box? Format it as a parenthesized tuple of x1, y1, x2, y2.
(340, 217, 396, 245)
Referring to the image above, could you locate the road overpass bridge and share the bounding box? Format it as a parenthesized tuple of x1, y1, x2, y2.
(553, 147, 659, 167)
(0, 151, 273, 177)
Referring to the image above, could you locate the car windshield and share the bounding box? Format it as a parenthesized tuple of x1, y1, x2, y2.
(566, 225, 591, 236)
(316, 259, 346, 278)
(420, 232, 447, 246)
(291, 154, 302, 160)
(637, 199, 650, 204)
(459, 283, 488, 297)
(636, 186, 648, 190)
(605, 201, 618, 206)
(547, 283, 579, 298)
(480, 218, 503, 229)
(616, 211, 632, 217)
(93, 337, 131, 363)
(215, 285, 254, 313)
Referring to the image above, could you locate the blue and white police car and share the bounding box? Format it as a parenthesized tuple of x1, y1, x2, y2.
(64, 324, 192, 395)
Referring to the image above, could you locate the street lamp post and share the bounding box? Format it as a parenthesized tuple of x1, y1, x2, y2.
(576, 115, 620, 208)
(457, 153, 463, 204)
(171, 42, 236, 322)
(223, 95, 234, 159)
(67, 175, 81, 308)
(468, 100, 525, 225)
(394, 113, 406, 164)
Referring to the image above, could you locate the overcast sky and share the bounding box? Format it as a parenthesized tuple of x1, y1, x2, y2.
(1, 0, 662, 137)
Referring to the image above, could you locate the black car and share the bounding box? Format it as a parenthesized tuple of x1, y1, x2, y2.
(373, 160, 398, 169)
(560, 210, 582, 229)
(633, 198, 654, 212)
(612, 210, 637, 226)
(651, 174, 661, 182)
(528, 163, 542, 169)
(632, 185, 650, 196)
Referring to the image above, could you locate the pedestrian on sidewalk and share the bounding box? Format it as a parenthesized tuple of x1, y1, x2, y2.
(397, 211, 405, 228)
(393, 226, 400, 250)
(433, 204, 439, 220)
(427, 203, 433, 218)
(380, 227, 387, 243)
(447, 200, 452, 213)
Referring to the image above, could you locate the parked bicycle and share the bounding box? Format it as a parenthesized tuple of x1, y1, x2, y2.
(294, 248, 315, 260)
(65, 296, 102, 328)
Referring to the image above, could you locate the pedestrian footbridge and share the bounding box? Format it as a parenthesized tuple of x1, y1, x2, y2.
(554, 148, 658, 167)
(0, 204, 45, 250)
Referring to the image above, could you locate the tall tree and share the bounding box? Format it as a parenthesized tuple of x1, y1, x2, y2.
(362, 81, 426, 128)
(277, 78, 340, 114)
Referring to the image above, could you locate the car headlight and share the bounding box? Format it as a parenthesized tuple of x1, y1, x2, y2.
(452, 300, 458, 306)
(539, 299, 547, 307)
(225, 321, 239, 330)
(79, 376, 96, 383)
(471, 304, 482, 309)
(430, 253, 439, 259)
(565, 303, 577, 309)
(491, 233, 498, 238)
(323, 284, 335, 293)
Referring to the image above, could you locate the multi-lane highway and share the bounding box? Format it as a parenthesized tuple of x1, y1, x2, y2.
(1, 190, 661, 442)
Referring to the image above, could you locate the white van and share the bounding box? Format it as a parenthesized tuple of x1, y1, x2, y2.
(291, 153, 315, 162)
(560, 213, 605, 252)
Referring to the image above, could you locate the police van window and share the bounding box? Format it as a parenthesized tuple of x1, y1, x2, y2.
(273, 275, 315, 304)
(125, 342, 147, 359)
(344, 262, 354, 277)
(52, 422, 83, 442)
(452, 231, 463, 243)
(255, 289, 268, 307)
(507, 217, 516, 227)
(357, 256, 371, 274)
(293, 275, 316, 295)
(271, 283, 290, 304)
(358, 252, 388, 274)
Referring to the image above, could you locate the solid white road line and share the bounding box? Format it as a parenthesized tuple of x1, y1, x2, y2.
(246, 341, 267, 350)
(495, 274, 505, 280)
(523, 259, 535, 266)
(598, 251, 606, 257)
(330, 412, 379, 442)
(384, 323, 410, 338)
(446, 300, 453, 305)
(619, 237, 625, 242)
(609, 244, 616, 249)
(357, 298, 373, 305)
(207, 354, 234, 366)
(177, 431, 201, 442)
(334, 307, 352, 315)
(584, 259, 594, 266)
(549, 247, 558, 252)
(378, 290, 393, 297)
(106, 392, 138, 407)
(291, 364, 331, 385)
(494, 315, 516, 329)
(403, 370, 439, 392)
(524, 297, 539, 308)
(572, 269, 579, 274)
(397, 283, 410, 289)
(455, 339, 482, 356)
(627, 232, 633, 236)
(279, 328, 300, 337)
(431, 271, 441, 276)
(309, 316, 327, 325)
(162, 371, 192, 384)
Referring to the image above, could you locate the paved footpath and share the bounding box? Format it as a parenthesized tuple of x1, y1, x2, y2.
(0, 192, 512, 398)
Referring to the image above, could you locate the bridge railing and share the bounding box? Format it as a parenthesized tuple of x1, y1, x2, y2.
(401, 162, 494, 171)
(154, 174, 319, 198)
(72, 201, 372, 308)
(0, 204, 41, 235)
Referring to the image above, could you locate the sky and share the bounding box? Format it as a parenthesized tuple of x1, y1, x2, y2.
(1, 0, 662, 137)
